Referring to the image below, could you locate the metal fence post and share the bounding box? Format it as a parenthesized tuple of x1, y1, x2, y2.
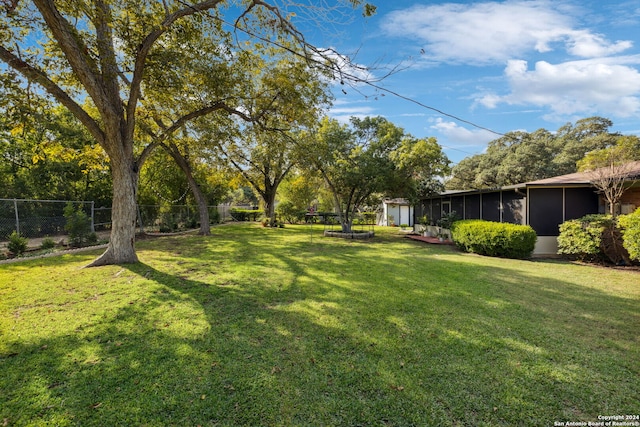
(14, 199, 19, 235)
(91, 201, 95, 232)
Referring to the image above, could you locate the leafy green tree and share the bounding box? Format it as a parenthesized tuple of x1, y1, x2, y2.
(446, 117, 620, 190)
(390, 135, 450, 202)
(221, 128, 295, 225)
(307, 116, 447, 233)
(445, 155, 483, 190)
(1, 0, 374, 266)
(0, 74, 111, 203)
(278, 170, 323, 214)
(205, 55, 330, 226)
(552, 117, 619, 175)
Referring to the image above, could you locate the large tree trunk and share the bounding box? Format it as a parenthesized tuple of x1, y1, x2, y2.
(263, 186, 277, 226)
(194, 184, 211, 235)
(87, 149, 139, 266)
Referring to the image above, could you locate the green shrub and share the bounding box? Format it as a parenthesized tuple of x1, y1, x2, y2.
(618, 208, 640, 262)
(8, 231, 28, 256)
(231, 208, 262, 222)
(451, 220, 537, 259)
(210, 209, 221, 224)
(64, 203, 94, 248)
(276, 201, 306, 224)
(557, 214, 613, 262)
(437, 211, 460, 230)
(40, 237, 56, 250)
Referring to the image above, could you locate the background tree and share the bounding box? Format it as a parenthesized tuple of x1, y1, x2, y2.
(307, 116, 447, 233)
(446, 117, 620, 190)
(1, 75, 111, 202)
(220, 127, 295, 225)
(207, 55, 330, 226)
(390, 135, 450, 202)
(277, 169, 323, 214)
(551, 117, 619, 175)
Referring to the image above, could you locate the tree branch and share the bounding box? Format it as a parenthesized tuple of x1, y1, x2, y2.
(0, 45, 105, 146)
(127, 0, 226, 142)
(32, 0, 113, 118)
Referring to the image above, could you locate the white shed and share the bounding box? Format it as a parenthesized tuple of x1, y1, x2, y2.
(381, 198, 414, 227)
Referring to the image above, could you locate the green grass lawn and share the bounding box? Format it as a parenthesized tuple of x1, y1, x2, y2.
(1, 224, 638, 426)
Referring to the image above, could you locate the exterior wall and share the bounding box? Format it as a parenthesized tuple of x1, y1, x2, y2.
(565, 188, 599, 220)
(451, 196, 465, 219)
(527, 187, 599, 237)
(418, 190, 527, 225)
(482, 192, 501, 222)
(621, 187, 640, 213)
(534, 236, 560, 256)
(419, 181, 634, 256)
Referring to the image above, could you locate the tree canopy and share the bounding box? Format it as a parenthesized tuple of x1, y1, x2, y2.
(307, 116, 449, 233)
(1, 0, 374, 265)
(446, 117, 620, 190)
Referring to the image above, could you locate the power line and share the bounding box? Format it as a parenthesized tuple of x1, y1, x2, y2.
(203, 9, 505, 138)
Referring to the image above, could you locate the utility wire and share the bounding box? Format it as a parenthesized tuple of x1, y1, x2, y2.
(199, 8, 505, 137)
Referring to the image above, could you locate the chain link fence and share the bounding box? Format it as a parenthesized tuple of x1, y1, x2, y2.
(137, 204, 234, 232)
(1, 199, 236, 242)
(0, 199, 94, 240)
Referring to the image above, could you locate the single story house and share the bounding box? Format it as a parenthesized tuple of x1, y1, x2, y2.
(416, 161, 640, 255)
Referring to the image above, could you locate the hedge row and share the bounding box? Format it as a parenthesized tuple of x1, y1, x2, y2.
(451, 220, 537, 259)
(230, 208, 262, 222)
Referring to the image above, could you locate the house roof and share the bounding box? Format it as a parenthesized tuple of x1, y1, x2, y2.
(525, 160, 640, 187)
(438, 161, 640, 197)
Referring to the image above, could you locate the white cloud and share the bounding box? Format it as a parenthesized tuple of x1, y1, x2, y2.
(328, 102, 377, 124)
(381, 1, 633, 64)
(481, 57, 640, 117)
(565, 31, 633, 57)
(430, 118, 496, 148)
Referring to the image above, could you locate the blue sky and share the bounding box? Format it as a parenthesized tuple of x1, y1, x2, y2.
(305, 0, 640, 164)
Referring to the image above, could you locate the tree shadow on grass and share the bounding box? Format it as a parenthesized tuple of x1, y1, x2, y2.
(1, 230, 638, 425)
